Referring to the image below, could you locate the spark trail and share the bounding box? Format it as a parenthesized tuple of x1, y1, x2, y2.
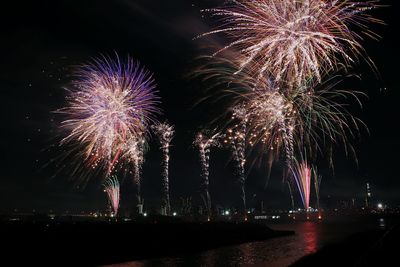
(152, 122, 175, 215)
(103, 176, 120, 216)
(225, 106, 248, 213)
(291, 158, 312, 210)
(194, 130, 221, 217)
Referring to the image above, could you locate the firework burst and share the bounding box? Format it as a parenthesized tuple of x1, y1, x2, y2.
(193, 130, 221, 216)
(103, 175, 120, 216)
(58, 54, 160, 179)
(199, 0, 382, 85)
(152, 122, 175, 215)
(194, 56, 366, 168)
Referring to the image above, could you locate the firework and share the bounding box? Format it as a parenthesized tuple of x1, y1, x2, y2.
(152, 122, 175, 215)
(244, 89, 295, 167)
(224, 105, 248, 212)
(58, 54, 160, 179)
(242, 82, 362, 210)
(291, 77, 367, 166)
(103, 176, 120, 216)
(194, 0, 383, 214)
(199, 0, 381, 86)
(193, 130, 221, 216)
(123, 135, 147, 213)
(194, 57, 366, 217)
(291, 158, 312, 210)
(195, 56, 366, 168)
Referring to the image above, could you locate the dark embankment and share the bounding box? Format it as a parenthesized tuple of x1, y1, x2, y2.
(291, 224, 400, 267)
(1, 219, 293, 266)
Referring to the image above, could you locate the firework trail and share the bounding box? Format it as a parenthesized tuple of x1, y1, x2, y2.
(123, 135, 147, 212)
(313, 167, 322, 211)
(193, 130, 221, 216)
(58, 54, 160, 180)
(152, 122, 175, 215)
(103, 176, 120, 216)
(291, 158, 312, 210)
(287, 180, 295, 211)
(199, 0, 382, 86)
(224, 105, 248, 212)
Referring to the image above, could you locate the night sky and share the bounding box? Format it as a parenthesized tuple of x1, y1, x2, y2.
(0, 0, 399, 213)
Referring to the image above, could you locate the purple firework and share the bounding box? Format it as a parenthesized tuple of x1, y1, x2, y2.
(59, 54, 160, 175)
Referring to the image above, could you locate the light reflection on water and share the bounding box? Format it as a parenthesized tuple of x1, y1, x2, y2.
(107, 218, 389, 267)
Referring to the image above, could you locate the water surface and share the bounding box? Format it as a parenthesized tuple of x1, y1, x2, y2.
(108, 217, 390, 267)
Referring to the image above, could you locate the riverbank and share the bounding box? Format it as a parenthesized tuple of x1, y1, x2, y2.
(1, 220, 293, 266)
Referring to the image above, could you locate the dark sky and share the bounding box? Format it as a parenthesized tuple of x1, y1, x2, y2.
(0, 0, 398, 213)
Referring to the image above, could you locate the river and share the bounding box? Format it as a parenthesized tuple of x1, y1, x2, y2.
(107, 217, 392, 267)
